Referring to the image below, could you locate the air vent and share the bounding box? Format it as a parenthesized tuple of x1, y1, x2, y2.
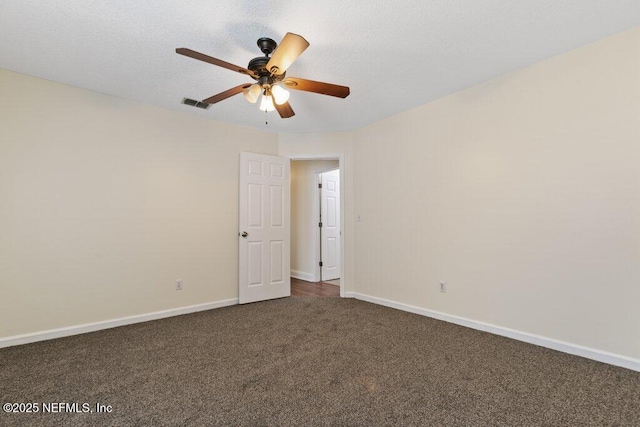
(181, 98, 210, 110)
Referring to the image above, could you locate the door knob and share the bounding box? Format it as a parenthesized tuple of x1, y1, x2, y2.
(240, 231, 248, 238)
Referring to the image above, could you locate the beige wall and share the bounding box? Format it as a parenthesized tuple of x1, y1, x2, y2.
(290, 159, 339, 280)
(351, 27, 640, 359)
(0, 69, 278, 338)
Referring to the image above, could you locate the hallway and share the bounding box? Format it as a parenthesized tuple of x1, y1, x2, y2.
(291, 278, 340, 297)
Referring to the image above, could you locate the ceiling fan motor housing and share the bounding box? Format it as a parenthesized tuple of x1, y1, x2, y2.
(248, 38, 286, 84)
(248, 56, 270, 74)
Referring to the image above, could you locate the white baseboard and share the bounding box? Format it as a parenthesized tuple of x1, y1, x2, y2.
(0, 298, 238, 349)
(345, 292, 640, 372)
(291, 269, 316, 282)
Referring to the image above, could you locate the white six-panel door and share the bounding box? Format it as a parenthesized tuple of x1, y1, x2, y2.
(321, 169, 341, 281)
(239, 152, 290, 304)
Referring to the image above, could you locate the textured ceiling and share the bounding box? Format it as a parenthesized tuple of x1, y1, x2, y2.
(1, 1, 639, 134)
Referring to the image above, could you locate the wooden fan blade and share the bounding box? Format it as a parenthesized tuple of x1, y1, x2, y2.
(202, 84, 252, 105)
(282, 77, 350, 98)
(275, 101, 295, 119)
(266, 33, 309, 76)
(176, 48, 256, 77)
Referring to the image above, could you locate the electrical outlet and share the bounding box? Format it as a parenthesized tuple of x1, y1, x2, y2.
(175, 279, 183, 291)
(439, 281, 447, 293)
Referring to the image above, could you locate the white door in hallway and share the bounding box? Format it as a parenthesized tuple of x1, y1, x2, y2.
(321, 169, 341, 281)
(238, 152, 290, 304)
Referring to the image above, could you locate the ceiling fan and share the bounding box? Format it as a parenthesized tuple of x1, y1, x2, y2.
(176, 32, 350, 119)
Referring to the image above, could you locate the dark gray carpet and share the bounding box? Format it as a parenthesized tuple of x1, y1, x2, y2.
(1, 297, 639, 426)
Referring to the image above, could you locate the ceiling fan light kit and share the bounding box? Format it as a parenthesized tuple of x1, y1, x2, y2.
(259, 92, 276, 112)
(176, 32, 350, 119)
(270, 85, 290, 105)
(242, 84, 261, 104)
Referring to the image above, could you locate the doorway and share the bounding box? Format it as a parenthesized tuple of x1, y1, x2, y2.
(289, 158, 344, 296)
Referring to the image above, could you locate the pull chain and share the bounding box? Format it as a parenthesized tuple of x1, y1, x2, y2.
(265, 109, 268, 125)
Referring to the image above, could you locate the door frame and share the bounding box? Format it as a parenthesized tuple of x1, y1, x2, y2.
(288, 154, 345, 297)
(314, 167, 341, 283)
